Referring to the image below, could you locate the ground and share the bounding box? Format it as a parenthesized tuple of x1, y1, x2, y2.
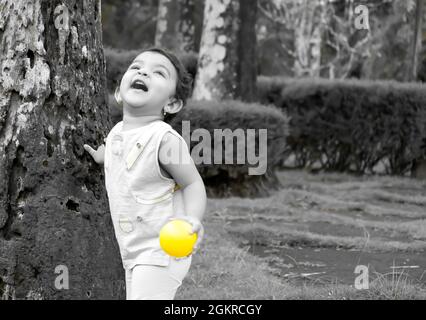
(177, 169, 426, 299)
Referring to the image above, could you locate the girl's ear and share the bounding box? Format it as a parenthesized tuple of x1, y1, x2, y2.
(164, 98, 183, 115)
(114, 86, 123, 107)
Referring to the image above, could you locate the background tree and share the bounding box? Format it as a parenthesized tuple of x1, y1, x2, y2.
(409, 0, 424, 81)
(258, 0, 372, 78)
(192, 0, 240, 100)
(236, 0, 258, 102)
(192, 0, 258, 101)
(155, 0, 204, 53)
(257, 0, 420, 80)
(259, 0, 327, 77)
(0, 0, 123, 299)
(102, 0, 158, 50)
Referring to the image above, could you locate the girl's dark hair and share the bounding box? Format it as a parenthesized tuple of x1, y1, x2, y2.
(138, 46, 193, 122)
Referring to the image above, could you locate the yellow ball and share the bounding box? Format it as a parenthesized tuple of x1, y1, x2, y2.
(159, 219, 197, 258)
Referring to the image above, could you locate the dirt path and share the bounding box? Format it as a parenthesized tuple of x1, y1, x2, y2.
(208, 169, 426, 286)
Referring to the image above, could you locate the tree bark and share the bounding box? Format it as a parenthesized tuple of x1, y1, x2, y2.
(0, 0, 124, 299)
(410, 0, 424, 81)
(155, 0, 200, 53)
(193, 0, 258, 102)
(293, 0, 324, 77)
(236, 0, 258, 102)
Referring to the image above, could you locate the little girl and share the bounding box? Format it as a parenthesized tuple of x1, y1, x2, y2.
(83, 47, 206, 300)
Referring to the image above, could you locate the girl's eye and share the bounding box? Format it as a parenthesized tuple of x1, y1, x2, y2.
(155, 71, 165, 77)
(130, 65, 139, 70)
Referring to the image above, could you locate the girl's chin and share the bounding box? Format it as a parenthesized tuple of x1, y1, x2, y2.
(124, 102, 147, 109)
(123, 96, 150, 108)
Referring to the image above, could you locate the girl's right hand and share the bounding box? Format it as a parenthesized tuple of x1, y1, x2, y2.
(83, 143, 105, 165)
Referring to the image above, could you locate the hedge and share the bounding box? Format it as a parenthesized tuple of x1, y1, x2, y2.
(257, 76, 290, 107)
(257, 77, 426, 175)
(170, 99, 290, 197)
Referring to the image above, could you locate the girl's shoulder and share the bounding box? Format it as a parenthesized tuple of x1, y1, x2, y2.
(153, 121, 185, 143)
(158, 129, 189, 156)
(105, 121, 123, 142)
(110, 120, 123, 134)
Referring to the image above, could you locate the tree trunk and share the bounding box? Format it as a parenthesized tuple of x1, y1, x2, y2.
(0, 0, 124, 299)
(293, 0, 324, 77)
(193, 0, 259, 101)
(236, 0, 258, 102)
(410, 0, 424, 81)
(155, 0, 199, 53)
(178, 0, 198, 53)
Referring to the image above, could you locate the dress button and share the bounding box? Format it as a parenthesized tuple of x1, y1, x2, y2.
(137, 216, 143, 222)
(137, 142, 142, 148)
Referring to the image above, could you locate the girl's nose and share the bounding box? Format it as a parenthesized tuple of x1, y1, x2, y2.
(138, 70, 149, 77)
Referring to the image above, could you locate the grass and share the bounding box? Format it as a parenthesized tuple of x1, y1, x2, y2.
(177, 218, 294, 299)
(176, 215, 426, 300)
(176, 169, 426, 300)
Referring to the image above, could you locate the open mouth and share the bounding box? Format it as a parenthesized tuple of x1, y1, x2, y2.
(130, 79, 149, 92)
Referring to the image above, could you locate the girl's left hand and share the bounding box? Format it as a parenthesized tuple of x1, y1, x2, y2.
(169, 216, 204, 257)
(83, 143, 105, 165)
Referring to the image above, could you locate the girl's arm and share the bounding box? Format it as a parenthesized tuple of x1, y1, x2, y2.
(159, 132, 207, 252)
(83, 141, 106, 165)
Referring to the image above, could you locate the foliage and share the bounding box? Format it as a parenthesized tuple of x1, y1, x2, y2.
(169, 99, 291, 197)
(258, 76, 426, 174)
(257, 0, 420, 80)
(257, 75, 291, 106)
(101, 0, 158, 50)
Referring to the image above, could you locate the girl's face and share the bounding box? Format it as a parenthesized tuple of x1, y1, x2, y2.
(119, 51, 178, 115)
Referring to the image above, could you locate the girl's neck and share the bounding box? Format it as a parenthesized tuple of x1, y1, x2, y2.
(122, 112, 163, 132)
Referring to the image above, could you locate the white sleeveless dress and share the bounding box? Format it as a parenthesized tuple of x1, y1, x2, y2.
(104, 120, 188, 270)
